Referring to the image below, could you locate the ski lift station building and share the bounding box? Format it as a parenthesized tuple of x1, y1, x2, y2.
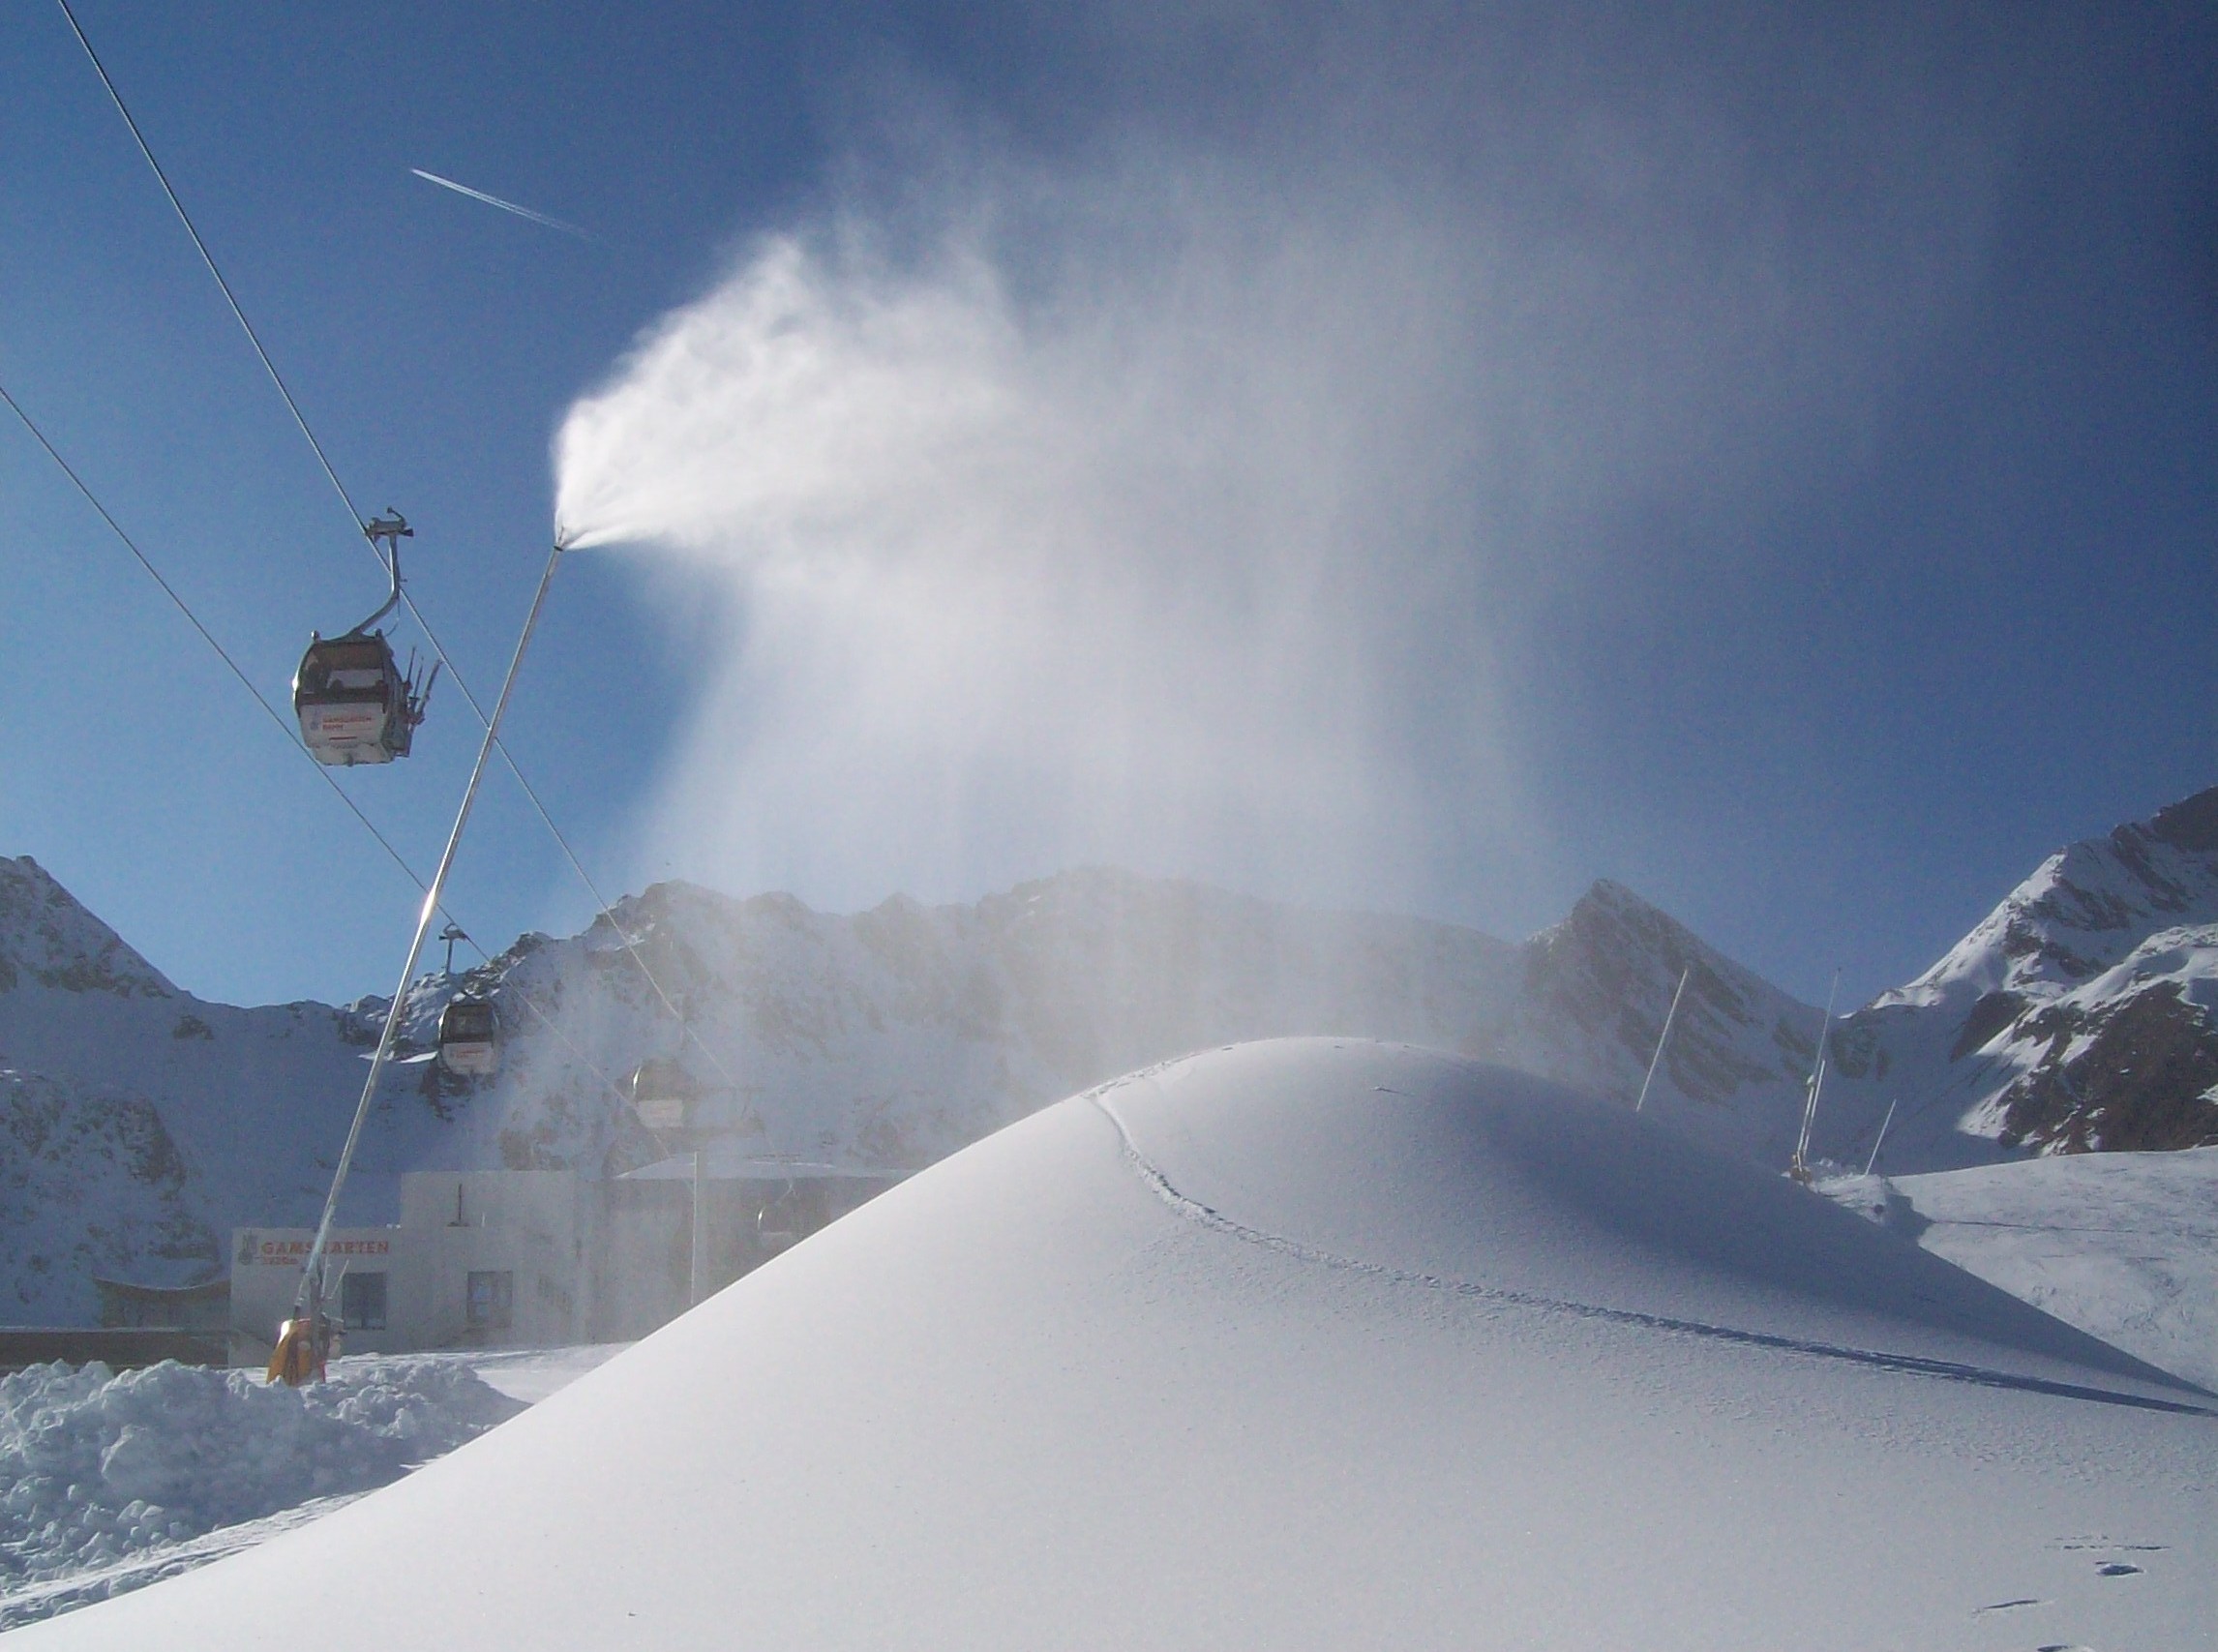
(227, 1161, 902, 1367)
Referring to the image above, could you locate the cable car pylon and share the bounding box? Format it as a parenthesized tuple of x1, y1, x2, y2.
(272, 536, 566, 1385)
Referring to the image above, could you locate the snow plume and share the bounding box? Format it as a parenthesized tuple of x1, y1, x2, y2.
(554, 11, 2031, 917)
(556, 177, 1508, 909)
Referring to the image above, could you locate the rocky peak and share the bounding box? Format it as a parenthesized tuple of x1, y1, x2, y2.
(2143, 786, 2218, 855)
(1849, 786, 2218, 1156)
(1880, 786, 2218, 1016)
(0, 856, 174, 1000)
(1514, 880, 1818, 1108)
(1534, 881, 1786, 1024)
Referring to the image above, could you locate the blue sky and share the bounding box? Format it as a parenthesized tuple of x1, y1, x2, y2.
(3, 2, 2212, 1012)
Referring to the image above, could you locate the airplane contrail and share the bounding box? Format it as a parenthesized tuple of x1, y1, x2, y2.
(409, 167, 590, 240)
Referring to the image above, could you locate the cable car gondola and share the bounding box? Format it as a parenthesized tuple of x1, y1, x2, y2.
(629, 1056, 701, 1133)
(757, 1178, 803, 1252)
(294, 512, 437, 766)
(293, 634, 429, 764)
(436, 995, 500, 1075)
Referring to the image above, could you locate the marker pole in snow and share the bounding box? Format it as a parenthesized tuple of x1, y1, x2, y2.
(275, 539, 566, 1383)
(1864, 1098, 1898, 1178)
(1634, 967, 1691, 1115)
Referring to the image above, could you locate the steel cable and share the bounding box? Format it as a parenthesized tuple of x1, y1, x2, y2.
(1, 377, 642, 1126)
(52, 0, 750, 1118)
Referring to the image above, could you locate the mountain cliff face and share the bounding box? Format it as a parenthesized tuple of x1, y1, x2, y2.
(0, 856, 176, 1002)
(1478, 881, 1829, 1168)
(6, 786, 2215, 1323)
(0, 856, 382, 1321)
(401, 867, 1530, 1180)
(0, 1069, 212, 1321)
(1838, 787, 2218, 1157)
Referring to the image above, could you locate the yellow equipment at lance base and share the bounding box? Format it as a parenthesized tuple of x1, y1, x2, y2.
(267, 1308, 335, 1385)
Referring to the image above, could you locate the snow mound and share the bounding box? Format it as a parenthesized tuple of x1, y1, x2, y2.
(1099, 1040, 2173, 1379)
(14, 1041, 2214, 1651)
(0, 1358, 522, 1600)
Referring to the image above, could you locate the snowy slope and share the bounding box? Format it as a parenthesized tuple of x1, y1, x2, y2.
(1878, 1147, 2218, 1394)
(13, 1041, 2209, 1652)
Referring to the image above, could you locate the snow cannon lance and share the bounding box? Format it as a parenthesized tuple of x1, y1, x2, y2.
(274, 537, 566, 1384)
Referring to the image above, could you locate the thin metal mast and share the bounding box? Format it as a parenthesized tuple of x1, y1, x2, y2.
(1790, 971, 1841, 1183)
(288, 541, 565, 1333)
(690, 1149, 705, 1308)
(1634, 966, 1691, 1115)
(1864, 1098, 1899, 1178)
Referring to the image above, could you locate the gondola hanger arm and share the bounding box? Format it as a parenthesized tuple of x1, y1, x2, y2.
(346, 510, 413, 638)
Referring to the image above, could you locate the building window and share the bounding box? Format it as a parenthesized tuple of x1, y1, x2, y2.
(465, 1270, 513, 1331)
(341, 1272, 387, 1331)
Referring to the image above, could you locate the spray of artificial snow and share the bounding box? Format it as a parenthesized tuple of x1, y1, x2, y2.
(551, 21, 2023, 922)
(554, 189, 1511, 916)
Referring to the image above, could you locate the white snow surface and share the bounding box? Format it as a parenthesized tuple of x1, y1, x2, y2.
(1885, 1147, 2218, 1395)
(0, 1491, 359, 1632)
(13, 1039, 2212, 1651)
(0, 1355, 522, 1623)
(447, 1342, 632, 1404)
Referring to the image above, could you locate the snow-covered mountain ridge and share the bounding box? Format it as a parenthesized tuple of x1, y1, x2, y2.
(0, 857, 175, 1001)
(1881, 787, 2218, 1008)
(1838, 786, 2218, 1156)
(5, 784, 2215, 1322)
(0, 858, 1820, 1321)
(429, 865, 1846, 1188)
(1, 857, 377, 1322)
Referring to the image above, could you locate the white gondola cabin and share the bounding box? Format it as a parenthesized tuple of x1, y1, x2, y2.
(758, 1183, 802, 1252)
(629, 1057, 700, 1134)
(293, 633, 426, 765)
(436, 997, 500, 1075)
(294, 512, 435, 766)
